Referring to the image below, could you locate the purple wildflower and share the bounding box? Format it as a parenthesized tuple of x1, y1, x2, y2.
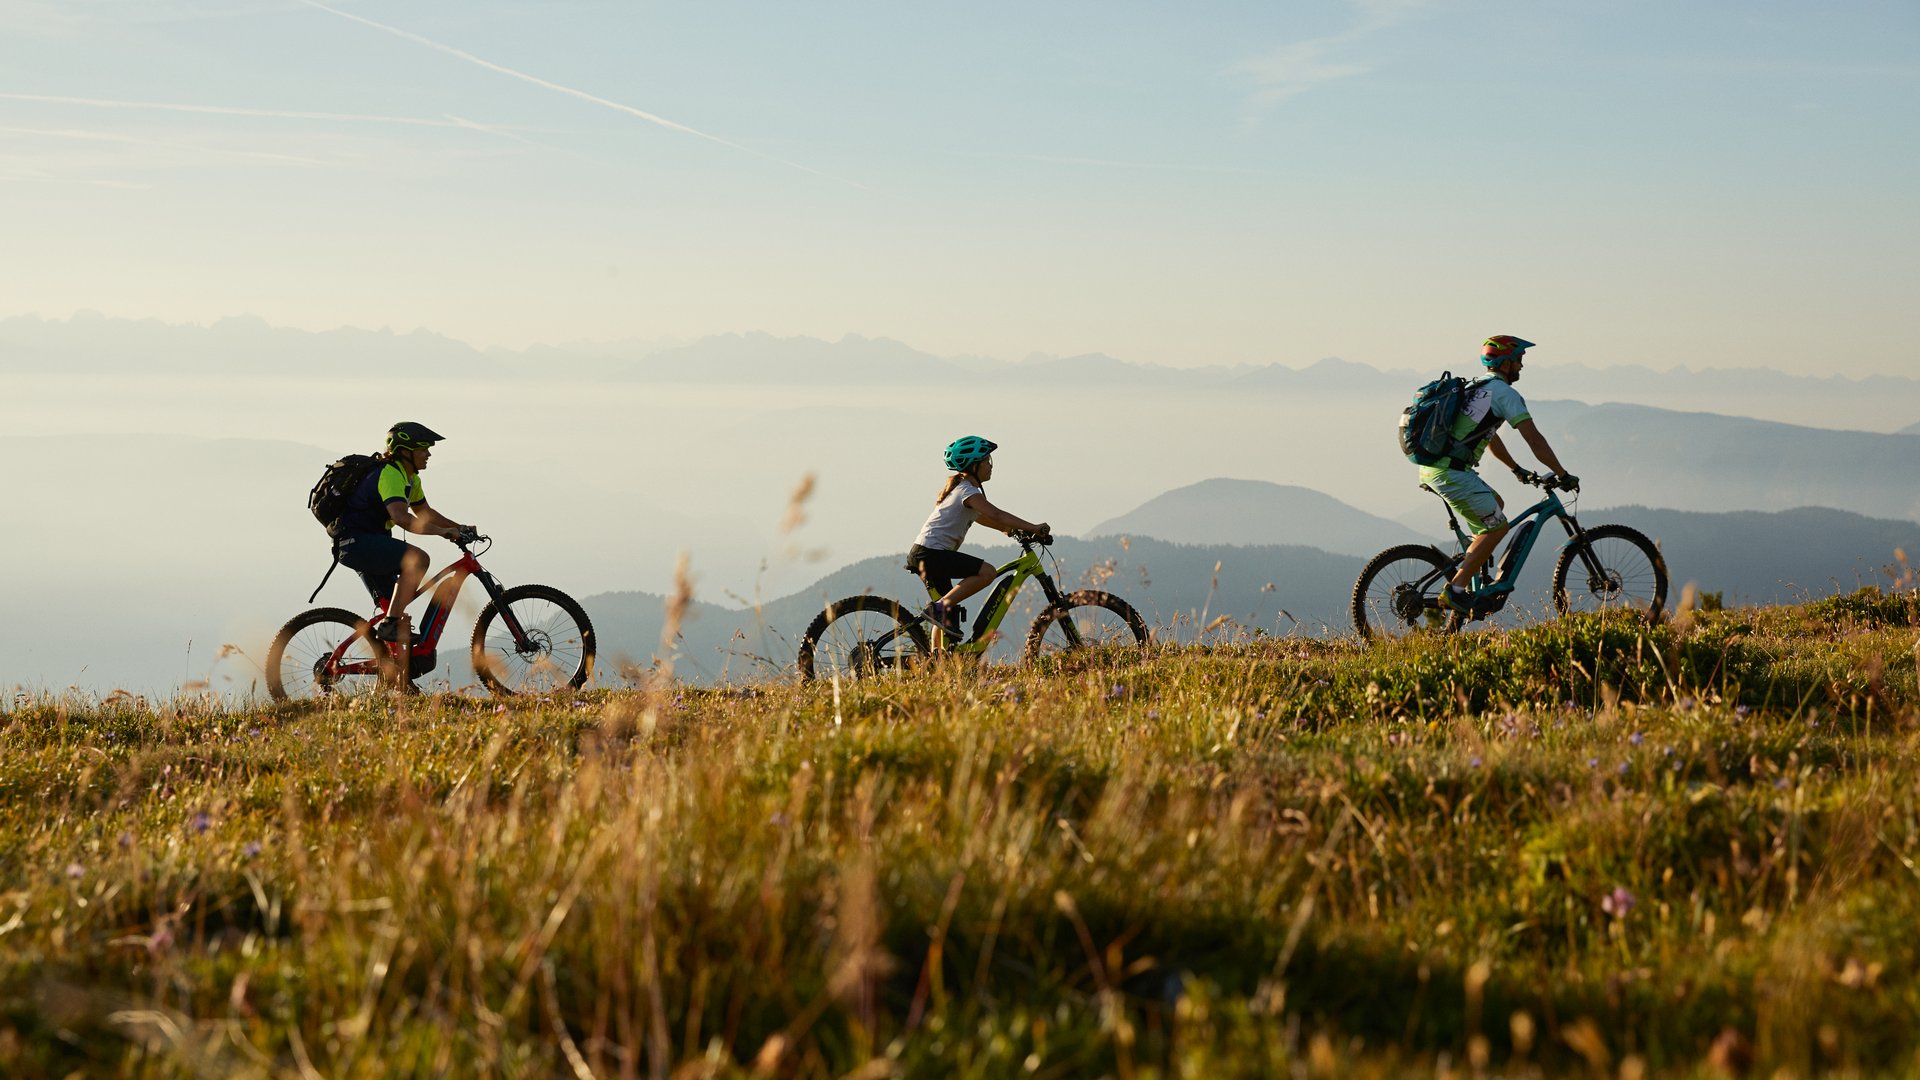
(1601, 886, 1635, 918)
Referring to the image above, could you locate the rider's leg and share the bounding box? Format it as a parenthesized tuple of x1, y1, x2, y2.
(388, 544, 430, 663)
(939, 563, 998, 607)
(1451, 522, 1509, 587)
(915, 549, 993, 637)
(1437, 473, 1508, 590)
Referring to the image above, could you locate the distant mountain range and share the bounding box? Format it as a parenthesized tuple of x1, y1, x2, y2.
(1545, 402, 1920, 523)
(5, 313, 1916, 433)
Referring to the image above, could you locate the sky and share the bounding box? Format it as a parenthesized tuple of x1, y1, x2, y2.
(1, 0, 1916, 375)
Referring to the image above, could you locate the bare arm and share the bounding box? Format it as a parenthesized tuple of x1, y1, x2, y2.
(1511, 419, 1570, 477)
(386, 499, 465, 539)
(963, 493, 1048, 536)
(1485, 433, 1521, 473)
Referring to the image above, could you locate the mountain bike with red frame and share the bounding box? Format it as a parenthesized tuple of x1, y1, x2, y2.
(265, 529, 595, 700)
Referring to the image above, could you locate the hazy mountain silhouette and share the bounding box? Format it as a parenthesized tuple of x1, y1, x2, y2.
(1545, 402, 1920, 521)
(1087, 478, 1432, 555)
(9, 313, 1916, 431)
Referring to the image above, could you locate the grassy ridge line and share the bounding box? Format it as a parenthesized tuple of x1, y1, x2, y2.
(0, 593, 1917, 1077)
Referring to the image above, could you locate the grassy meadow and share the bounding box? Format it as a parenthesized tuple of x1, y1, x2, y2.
(3, 591, 1920, 1077)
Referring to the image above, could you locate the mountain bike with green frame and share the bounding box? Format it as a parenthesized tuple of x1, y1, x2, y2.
(797, 530, 1148, 681)
(1352, 472, 1668, 640)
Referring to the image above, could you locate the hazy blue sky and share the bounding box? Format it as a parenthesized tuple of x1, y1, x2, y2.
(2, 0, 1915, 374)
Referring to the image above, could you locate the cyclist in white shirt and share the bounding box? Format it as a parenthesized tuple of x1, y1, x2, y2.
(1423, 335, 1577, 613)
(908, 436, 1050, 639)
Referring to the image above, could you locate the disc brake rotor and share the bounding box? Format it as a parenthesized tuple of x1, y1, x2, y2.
(1391, 584, 1428, 623)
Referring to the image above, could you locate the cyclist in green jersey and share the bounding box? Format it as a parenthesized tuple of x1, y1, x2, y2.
(332, 421, 473, 662)
(1425, 336, 1578, 613)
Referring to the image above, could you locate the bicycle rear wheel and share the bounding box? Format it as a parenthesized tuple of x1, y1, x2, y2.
(798, 596, 931, 682)
(266, 607, 384, 702)
(472, 584, 596, 696)
(1352, 545, 1459, 641)
(1024, 591, 1149, 661)
(1552, 524, 1668, 621)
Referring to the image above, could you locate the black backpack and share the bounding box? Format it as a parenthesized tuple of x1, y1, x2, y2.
(1397, 371, 1498, 469)
(308, 454, 383, 533)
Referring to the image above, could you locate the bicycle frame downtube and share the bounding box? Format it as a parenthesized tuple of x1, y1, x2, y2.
(1472, 489, 1566, 595)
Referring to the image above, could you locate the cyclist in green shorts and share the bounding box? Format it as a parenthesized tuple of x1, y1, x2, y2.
(1423, 336, 1577, 613)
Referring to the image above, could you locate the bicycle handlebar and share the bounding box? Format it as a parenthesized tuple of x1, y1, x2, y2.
(1010, 529, 1053, 547)
(1518, 471, 1580, 493)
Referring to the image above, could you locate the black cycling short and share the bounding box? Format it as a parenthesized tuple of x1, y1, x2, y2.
(334, 532, 414, 604)
(906, 545, 990, 595)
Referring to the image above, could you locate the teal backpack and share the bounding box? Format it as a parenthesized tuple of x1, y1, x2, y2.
(1398, 372, 1498, 469)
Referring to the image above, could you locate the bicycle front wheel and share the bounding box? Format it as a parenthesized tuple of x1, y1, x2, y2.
(798, 596, 931, 682)
(266, 607, 384, 702)
(1024, 591, 1149, 661)
(1352, 545, 1459, 641)
(1552, 524, 1668, 621)
(472, 584, 596, 696)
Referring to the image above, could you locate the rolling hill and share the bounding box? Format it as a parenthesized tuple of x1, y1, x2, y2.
(1086, 478, 1434, 554)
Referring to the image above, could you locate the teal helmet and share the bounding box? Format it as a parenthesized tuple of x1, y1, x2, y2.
(1481, 335, 1536, 366)
(943, 435, 997, 472)
(386, 421, 444, 454)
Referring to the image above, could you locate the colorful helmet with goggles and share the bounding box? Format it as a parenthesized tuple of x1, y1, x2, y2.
(942, 435, 997, 472)
(1481, 335, 1536, 365)
(386, 421, 445, 454)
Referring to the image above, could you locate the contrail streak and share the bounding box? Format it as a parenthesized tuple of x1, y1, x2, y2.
(294, 0, 865, 188)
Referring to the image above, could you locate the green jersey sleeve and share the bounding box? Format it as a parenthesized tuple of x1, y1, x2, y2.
(377, 464, 424, 506)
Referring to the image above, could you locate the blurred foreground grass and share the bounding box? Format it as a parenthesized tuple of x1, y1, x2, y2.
(3, 590, 1919, 1078)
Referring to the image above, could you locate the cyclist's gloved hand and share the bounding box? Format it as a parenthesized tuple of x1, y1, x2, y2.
(1511, 467, 1538, 485)
(1556, 473, 1580, 491)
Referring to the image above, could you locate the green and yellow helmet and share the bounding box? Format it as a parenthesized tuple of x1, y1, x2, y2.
(386, 421, 445, 454)
(943, 435, 997, 472)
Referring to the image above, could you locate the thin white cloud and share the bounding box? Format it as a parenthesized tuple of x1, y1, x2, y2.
(0, 91, 493, 131)
(1235, 0, 1434, 110)
(0, 123, 332, 166)
(942, 148, 1279, 178)
(0, 166, 147, 190)
(294, 0, 868, 190)
(1237, 42, 1372, 108)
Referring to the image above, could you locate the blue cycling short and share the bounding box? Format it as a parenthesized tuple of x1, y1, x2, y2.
(334, 532, 414, 604)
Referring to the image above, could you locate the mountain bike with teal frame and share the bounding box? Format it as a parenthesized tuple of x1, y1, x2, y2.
(797, 530, 1148, 681)
(1351, 473, 1668, 640)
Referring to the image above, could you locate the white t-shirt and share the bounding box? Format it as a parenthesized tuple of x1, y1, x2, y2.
(913, 478, 984, 551)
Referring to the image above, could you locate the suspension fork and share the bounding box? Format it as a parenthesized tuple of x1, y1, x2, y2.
(1559, 514, 1608, 578)
(1032, 572, 1087, 646)
(473, 570, 534, 649)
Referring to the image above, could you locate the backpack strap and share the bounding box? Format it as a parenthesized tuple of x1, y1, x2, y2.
(1445, 376, 1505, 469)
(308, 553, 341, 604)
